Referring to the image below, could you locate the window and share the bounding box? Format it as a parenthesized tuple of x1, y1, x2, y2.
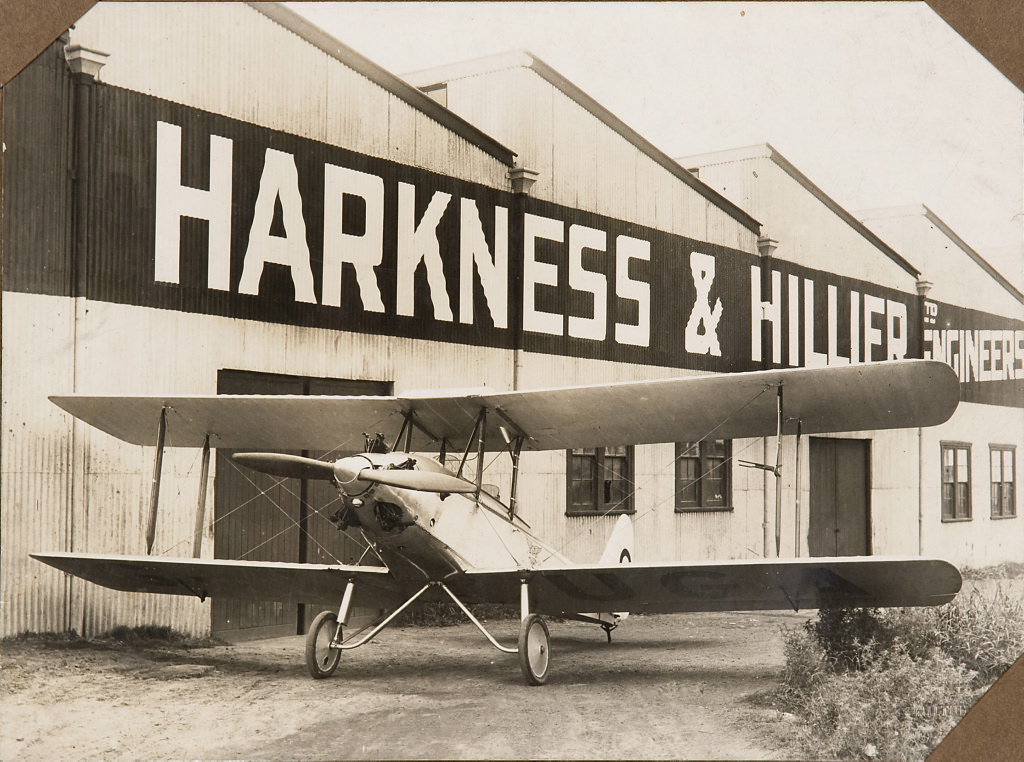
(941, 443, 971, 521)
(675, 439, 731, 511)
(991, 446, 1016, 519)
(567, 446, 634, 515)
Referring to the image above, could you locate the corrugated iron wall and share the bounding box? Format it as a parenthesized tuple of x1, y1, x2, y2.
(66, 2, 511, 188)
(444, 65, 758, 253)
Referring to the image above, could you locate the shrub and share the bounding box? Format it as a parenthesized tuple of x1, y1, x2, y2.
(795, 645, 976, 761)
(921, 586, 1024, 686)
(776, 583, 1024, 759)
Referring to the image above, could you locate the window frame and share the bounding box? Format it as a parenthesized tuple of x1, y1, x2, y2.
(990, 444, 1017, 520)
(674, 439, 733, 513)
(565, 446, 635, 517)
(941, 441, 972, 522)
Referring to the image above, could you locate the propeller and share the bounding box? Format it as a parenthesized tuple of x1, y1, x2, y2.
(232, 453, 336, 480)
(232, 453, 477, 494)
(359, 469, 476, 494)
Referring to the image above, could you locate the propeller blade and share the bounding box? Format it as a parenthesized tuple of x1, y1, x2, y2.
(232, 453, 336, 481)
(360, 469, 476, 494)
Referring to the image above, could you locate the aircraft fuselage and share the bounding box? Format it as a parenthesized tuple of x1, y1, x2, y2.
(334, 452, 568, 588)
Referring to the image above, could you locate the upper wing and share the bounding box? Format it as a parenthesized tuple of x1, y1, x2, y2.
(453, 556, 962, 614)
(50, 359, 959, 452)
(30, 552, 405, 609)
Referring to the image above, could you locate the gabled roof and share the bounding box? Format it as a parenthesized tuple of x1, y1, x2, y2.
(405, 50, 761, 234)
(679, 144, 920, 278)
(246, 3, 516, 166)
(858, 204, 1024, 305)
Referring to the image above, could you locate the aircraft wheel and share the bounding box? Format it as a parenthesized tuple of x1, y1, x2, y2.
(305, 610, 342, 679)
(517, 613, 551, 685)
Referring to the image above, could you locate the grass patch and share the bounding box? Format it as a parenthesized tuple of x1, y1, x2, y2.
(4, 625, 220, 651)
(775, 585, 1024, 760)
(962, 561, 1024, 580)
(98, 624, 219, 649)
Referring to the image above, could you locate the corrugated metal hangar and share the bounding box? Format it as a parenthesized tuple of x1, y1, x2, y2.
(2, 2, 1021, 639)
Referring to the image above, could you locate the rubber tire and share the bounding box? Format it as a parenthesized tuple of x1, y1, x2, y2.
(305, 610, 342, 679)
(517, 613, 551, 686)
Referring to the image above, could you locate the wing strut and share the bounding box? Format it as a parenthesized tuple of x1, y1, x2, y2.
(739, 384, 785, 557)
(793, 419, 803, 558)
(145, 406, 168, 555)
(192, 434, 211, 557)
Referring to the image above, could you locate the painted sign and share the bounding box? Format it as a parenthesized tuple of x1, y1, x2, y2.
(9, 83, 924, 375)
(924, 300, 1024, 406)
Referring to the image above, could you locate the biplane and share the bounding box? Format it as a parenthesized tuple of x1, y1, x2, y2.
(33, 359, 963, 685)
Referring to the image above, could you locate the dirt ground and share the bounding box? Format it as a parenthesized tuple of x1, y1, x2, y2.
(0, 610, 813, 760)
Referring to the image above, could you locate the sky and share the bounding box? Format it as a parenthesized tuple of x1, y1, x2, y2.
(289, 1, 1023, 290)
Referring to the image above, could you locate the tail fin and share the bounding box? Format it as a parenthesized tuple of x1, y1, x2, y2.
(599, 513, 634, 566)
(595, 514, 633, 627)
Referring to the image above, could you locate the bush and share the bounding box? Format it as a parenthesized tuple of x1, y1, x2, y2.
(920, 586, 1024, 685)
(794, 645, 976, 760)
(776, 583, 1024, 759)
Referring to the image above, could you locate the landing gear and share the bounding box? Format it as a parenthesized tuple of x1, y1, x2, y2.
(517, 613, 551, 685)
(306, 579, 553, 685)
(306, 610, 342, 679)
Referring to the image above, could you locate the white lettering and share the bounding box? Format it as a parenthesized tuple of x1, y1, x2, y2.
(685, 252, 723, 356)
(322, 164, 385, 312)
(615, 236, 650, 347)
(459, 199, 508, 328)
(849, 290, 861, 364)
(803, 280, 828, 368)
(522, 213, 564, 335)
(886, 299, 908, 360)
(238, 148, 316, 303)
(863, 294, 886, 361)
(750, 265, 782, 364)
(396, 183, 453, 321)
(788, 274, 800, 367)
(567, 225, 607, 341)
(154, 121, 233, 289)
(825, 285, 849, 365)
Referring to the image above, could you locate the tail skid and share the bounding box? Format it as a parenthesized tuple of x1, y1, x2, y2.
(577, 514, 634, 638)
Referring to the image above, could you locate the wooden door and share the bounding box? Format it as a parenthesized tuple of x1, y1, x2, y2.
(212, 371, 390, 641)
(808, 438, 871, 557)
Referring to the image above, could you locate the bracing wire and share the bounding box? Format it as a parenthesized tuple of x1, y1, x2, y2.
(543, 383, 775, 562)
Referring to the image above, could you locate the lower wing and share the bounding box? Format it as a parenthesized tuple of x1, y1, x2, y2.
(30, 552, 405, 609)
(455, 556, 962, 614)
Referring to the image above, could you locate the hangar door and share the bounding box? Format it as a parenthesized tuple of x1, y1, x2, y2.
(808, 438, 871, 557)
(212, 370, 392, 641)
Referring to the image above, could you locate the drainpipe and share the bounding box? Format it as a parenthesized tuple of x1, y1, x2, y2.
(64, 40, 108, 633)
(916, 277, 934, 556)
(757, 235, 779, 557)
(508, 165, 538, 393)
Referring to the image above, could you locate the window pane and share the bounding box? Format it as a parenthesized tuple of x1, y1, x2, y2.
(942, 483, 954, 519)
(1005, 450, 1015, 479)
(956, 483, 969, 518)
(956, 448, 969, 484)
(676, 442, 700, 506)
(569, 450, 596, 510)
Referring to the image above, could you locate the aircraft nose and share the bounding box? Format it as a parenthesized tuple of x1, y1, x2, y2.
(333, 455, 374, 496)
